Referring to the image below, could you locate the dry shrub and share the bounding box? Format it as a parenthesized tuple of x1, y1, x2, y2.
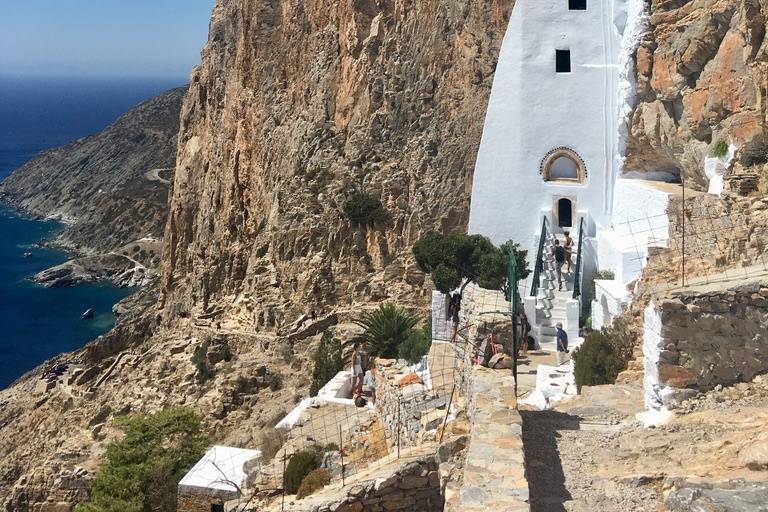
(296, 468, 332, 499)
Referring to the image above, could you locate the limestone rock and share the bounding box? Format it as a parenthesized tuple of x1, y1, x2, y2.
(626, 0, 767, 189)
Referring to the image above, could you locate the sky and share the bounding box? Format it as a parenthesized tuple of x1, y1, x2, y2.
(0, 0, 215, 80)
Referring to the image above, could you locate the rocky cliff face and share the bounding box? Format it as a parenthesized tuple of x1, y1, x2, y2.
(627, 0, 767, 189)
(0, 87, 184, 254)
(161, 0, 514, 331)
(0, 2, 513, 509)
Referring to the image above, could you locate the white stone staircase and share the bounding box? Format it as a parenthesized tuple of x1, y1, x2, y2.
(535, 233, 576, 352)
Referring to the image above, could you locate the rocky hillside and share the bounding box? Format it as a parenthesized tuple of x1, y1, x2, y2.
(627, 0, 767, 189)
(0, 1, 514, 509)
(0, 87, 185, 254)
(160, 0, 514, 330)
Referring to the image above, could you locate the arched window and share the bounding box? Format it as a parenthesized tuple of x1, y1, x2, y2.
(540, 148, 587, 183)
(550, 156, 579, 180)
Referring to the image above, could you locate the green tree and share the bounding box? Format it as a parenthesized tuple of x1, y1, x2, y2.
(413, 233, 529, 294)
(353, 303, 419, 359)
(74, 407, 210, 512)
(342, 192, 389, 227)
(309, 329, 344, 397)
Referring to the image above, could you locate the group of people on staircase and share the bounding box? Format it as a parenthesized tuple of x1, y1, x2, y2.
(551, 230, 574, 291)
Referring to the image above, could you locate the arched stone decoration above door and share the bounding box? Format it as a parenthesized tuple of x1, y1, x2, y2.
(540, 147, 587, 183)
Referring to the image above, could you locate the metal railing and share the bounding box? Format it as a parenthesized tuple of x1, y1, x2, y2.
(529, 216, 550, 297)
(572, 217, 586, 299)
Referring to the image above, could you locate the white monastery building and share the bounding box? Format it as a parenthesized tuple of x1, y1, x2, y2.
(467, 0, 686, 342)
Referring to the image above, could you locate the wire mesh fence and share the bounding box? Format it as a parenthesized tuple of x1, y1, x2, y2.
(597, 195, 768, 299)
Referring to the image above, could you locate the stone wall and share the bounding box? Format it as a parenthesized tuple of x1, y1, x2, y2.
(177, 489, 228, 512)
(280, 457, 443, 512)
(446, 367, 529, 511)
(641, 194, 768, 290)
(644, 281, 768, 409)
(373, 358, 447, 450)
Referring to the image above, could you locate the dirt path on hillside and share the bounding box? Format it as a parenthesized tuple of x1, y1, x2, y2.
(521, 378, 768, 511)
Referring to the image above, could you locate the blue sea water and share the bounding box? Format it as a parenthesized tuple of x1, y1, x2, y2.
(0, 75, 184, 388)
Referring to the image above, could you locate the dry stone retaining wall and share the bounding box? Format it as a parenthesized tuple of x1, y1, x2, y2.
(644, 281, 768, 409)
(373, 359, 448, 450)
(299, 458, 443, 512)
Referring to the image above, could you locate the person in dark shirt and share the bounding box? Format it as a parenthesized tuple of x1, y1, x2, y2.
(552, 240, 566, 291)
(555, 322, 569, 366)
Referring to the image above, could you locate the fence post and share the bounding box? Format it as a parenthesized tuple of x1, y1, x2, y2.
(396, 398, 401, 459)
(338, 424, 345, 487)
(281, 453, 286, 512)
(438, 384, 456, 444)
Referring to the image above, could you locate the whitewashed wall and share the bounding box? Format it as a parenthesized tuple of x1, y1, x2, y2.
(642, 300, 665, 410)
(469, 0, 631, 253)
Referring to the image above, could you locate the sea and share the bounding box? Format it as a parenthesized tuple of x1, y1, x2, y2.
(0, 75, 184, 389)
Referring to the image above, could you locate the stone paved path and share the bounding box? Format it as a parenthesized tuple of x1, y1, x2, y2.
(449, 367, 529, 511)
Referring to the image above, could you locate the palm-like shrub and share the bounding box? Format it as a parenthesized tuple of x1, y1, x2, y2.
(353, 303, 419, 359)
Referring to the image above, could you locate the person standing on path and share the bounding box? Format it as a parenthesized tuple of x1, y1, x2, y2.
(552, 239, 566, 291)
(555, 322, 569, 366)
(351, 342, 364, 394)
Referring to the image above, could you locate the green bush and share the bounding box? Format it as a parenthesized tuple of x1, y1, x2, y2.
(353, 303, 419, 359)
(269, 373, 283, 391)
(296, 468, 332, 499)
(284, 447, 324, 494)
(713, 139, 729, 158)
(398, 328, 431, 364)
(343, 192, 389, 227)
(309, 330, 344, 397)
(589, 269, 616, 299)
(573, 332, 625, 393)
(74, 407, 209, 512)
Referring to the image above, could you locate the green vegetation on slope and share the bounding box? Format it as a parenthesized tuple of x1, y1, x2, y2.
(74, 407, 209, 512)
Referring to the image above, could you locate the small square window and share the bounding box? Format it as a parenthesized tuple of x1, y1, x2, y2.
(211, 505, 225, 512)
(569, 0, 587, 9)
(556, 50, 571, 73)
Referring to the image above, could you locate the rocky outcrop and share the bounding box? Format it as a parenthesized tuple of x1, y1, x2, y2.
(0, 87, 184, 254)
(626, 0, 768, 189)
(161, 0, 514, 330)
(32, 239, 162, 288)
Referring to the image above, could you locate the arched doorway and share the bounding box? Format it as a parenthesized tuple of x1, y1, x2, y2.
(557, 198, 573, 227)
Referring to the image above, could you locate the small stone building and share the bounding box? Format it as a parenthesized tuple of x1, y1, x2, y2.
(177, 446, 260, 512)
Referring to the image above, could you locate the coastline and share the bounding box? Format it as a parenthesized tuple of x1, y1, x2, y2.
(0, 201, 134, 388)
